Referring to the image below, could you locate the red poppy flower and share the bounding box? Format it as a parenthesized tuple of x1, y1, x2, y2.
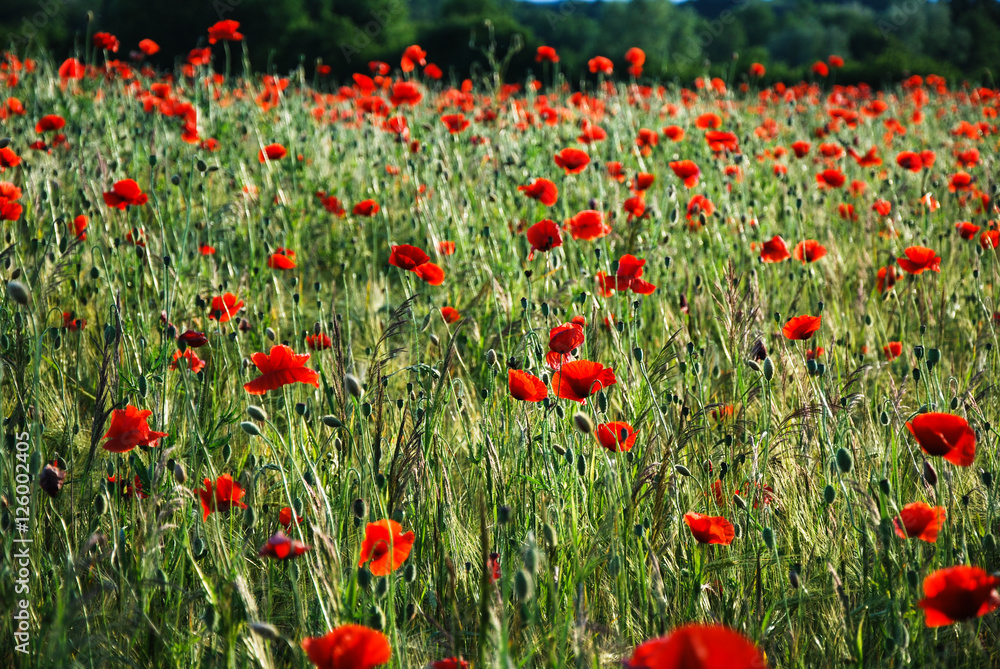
(413, 262, 445, 285)
(850, 146, 883, 167)
(401, 44, 427, 72)
(683, 512, 735, 545)
(138, 39, 160, 56)
(812, 61, 829, 77)
(759, 235, 790, 263)
(790, 140, 811, 158)
(197, 244, 215, 255)
(0, 195, 22, 221)
(178, 330, 208, 347)
(318, 194, 347, 216)
(883, 341, 902, 361)
(198, 473, 248, 520)
(359, 519, 415, 576)
(749, 63, 766, 77)
(103, 179, 148, 209)
(667, 160, 700, 188)
(949, 171, 974, 192)
(636, 128, 658, 150)
(588, 56, 613, 75)
(35, 114, 65, 134)
(955, 148, 980, 168)
(207, 20, 243, 43)
(782, 315, 821, 340)
(816, 169, 846, 188)
(662, 125, 685, 142)
(626, 624, 764, 669)
(566, 210, 610, 241)
(893, 502, 946, 543)
(389, 244, 430, 270)
(243, 344, 320, 395)
(441, 113, 470, 134)
(896, 151, 924, 172)
(873, 199, 892, 216)
(93, 32, 119, 52)
(597, 254, 656, 296)
(302, 625, 391, 669)
(956, 221, 981, 240)
(623, 195, 646, 220)
(686, 194, 716, 224)
(65, 215, 86, 241)
(551, 360, 616, 403)
(390, 81, 423, 106)
(441, 306, 460, 323)
(171, 349, 205, 374)
(536, 46, 559, 63)
(279, 506, 304, 527)
(62, 311, 86, 332)
(259, 532, 310, 560)
(208, 292, 244, 323)
(705, 130, 738, 152)
(828, 55, 844, 67)
(918, 566, 1000, 628)
(981, 230, 1000, 250)
(430, 659, 469, 669)
(267, 247, 296, 270)
(102, 405, 168, 453)
(508, 369, 548, 402)
(896, 246, 940, 275)
(906, 412, 976, 466)
(306, 333, 332, 350)
(353, 199, 380, 216)
(258, 143, 287, 163)
(695, 113, 722, 130)
(518, 178, 558, 206)
(58, 58, 85, 80)
(554, 148, 590, 174)
(526, 219, 562, 260)
(792, 239, 827, 264)
(437, 241, 456, 255)
(596, 421, 638, 452)
(578, 121, 607, 144)
(549, 323, 585, 354)
(877, 265, 898, 294)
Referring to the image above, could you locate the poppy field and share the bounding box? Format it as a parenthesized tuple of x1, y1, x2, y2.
(2, 24, 1000, 669)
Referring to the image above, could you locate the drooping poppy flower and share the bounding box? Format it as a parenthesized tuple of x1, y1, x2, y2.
(508, 369, 547, 402)
(566, 210, 610, 241)
(267, 247, 296, 270)
(198, 473, 248, 520)
(302, 625, 391, 669)
(178, 330, 208, 347)
(625, 624, 765, 669)
(669, 160, 701, 188)
(683, 512, 735, 545)
(918, 566, 1000, 628)
(441, 306, 460, 323)
(792, 239, 827, 264)
(258, 143, 287, 163)
(906, 412, 976, 466)
(896, 246, 940, 275)
(549, 323, 585, 354)
(883, 341, 903, 361)
(536, 46, 559, 63)
(208, 292, 244, 323)
(554, 148, 590, 175)
(306, 333, 333, 350)
(759, 235, 790, 263)
(353, 199, 380, 216)
(359, 519, 415, 576)
(243, 344, 321, 395)
(893, 502, 946, 543)
(551, 360, 616, 403)
(526, 219, 562, 260)
(782, 315, 821, 341)
(956, 221, 981, 240)
(171, 349, 206, 374)
(101, 405, 168, 453)
(103, 179, 148, 209)
(138, 39, 160, 56)
(518, 178, 558, 206)
(596, 421, 638, 452)
(279, 506, 304, 527)
(441, 113, 470, 134)
(588, 56, 613, 75)
(816, 169, 846, 188)
(207, 20, 243, 43)
(259, 532, 310, 560)
(401, 44, 427, 72)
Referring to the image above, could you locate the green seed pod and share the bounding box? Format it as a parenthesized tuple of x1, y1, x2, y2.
(762, 527, 774, 549)
(633, 347, 643, 363)
(823, 484, 836, 504)
(322, 415, 343, 428)
(404, 563, 417, 583)
(240, 421, 261, 436)
(576, 453, 586, 476)
(835, 448, 853, 474)
(192, 537, 205, 557)
(674, 464, 691, 477)
(303, 470, 315, 486)
(762, 356, 774, 381)
(514, 569, 534, 601)
(247, 405, 268, 421)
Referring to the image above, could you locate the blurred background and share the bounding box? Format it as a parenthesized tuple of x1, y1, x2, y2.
(2, 0, 1000, 83)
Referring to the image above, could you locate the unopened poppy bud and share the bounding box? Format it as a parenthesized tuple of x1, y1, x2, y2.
(789, 567, 800, 589)
(345, 374, 364, 398)
(763, 527, 775, 549)
(514, 570, 533, 600)
(763, 356, 774, 381)
(295, 402, 307, 417)
(322, 415, 343, 428)
(823, 484, 836, 504)
(878, 479, 890, 495)
(982, 471, 994, 488)
(6, 280, 30, 306)
(880, 411, 889, 425)
(375, 577, 388, 597)
(248, 622, 280, 641)
(94, 493, 107, 515)
(576, 453, 586, 476)
(835, 448, 853, 474)
(240, 421, 261, 436)
(572, 412, 593, 434)
(404, 563, 417, 583)
(173, 461, 186, 484)
(265, 327, 276, 341)
(351, 497, 367, 519)
(923, 460, 938, 486)
(733, 493, 747, 510)
(674, 464, 691, 477)
(171, 174, 181, 186)
(39, 463, 66, 498)
(984, 534, 997, 552)
(243, 505, 257, 529)
(357, 567, 372, 589)
(498, 505, 511, 524)
(247, 405, 268, 421)
(542, 523, 558, 548)
(0, 137, 10, 149)
(313, 321, 321, 335)
(486, 348, 497, 366)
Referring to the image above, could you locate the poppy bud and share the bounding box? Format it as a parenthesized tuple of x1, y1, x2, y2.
(357, 567, 372, 589)
(345, 374, 364, 398)
(486, 349, 497, 366)
(375, 577, 388, 597)
(94, 493, 107, 515)
(171, 174, 181, 186)
(923, 460, 938, 486)
(564, 447, 574, 464)
(0, 137, 10, 148)
(542, 523, 558, 548)
(265, 327, 276, 342)
(835, 448, 853, 474)
(313, 322, 321, 336)
(823, 484, 836, 504)
(148, 154, 157, 167)
(982, 471, 993, 488)
(498, 505, 511, 524)
(514, 569, 534, 601)
(6, 280, 30, 306)
(247, 405, 268, 421)
(295, 402, 308, 417)
(762, 357, 774, 381)
(369, 605, 385, 630)
(351, 497, 367, 519)
(173, 461, 186, 484)
(39, 463, 66, 498)
(789, 567, 799, 589)
(240, 421, 261, 436)
(879, 411, 889, 425)
(322, 415, 343, 428)
(733, 493, 747, 510)
(572, 412, 593, 434)
(763, 526, 774, 549)
(404, 563, 417, 583)
(878, 479, 890, 496)
(248, 622, 280, 641)
(243, 505, 257, 529)
(674, 464, 691, 477)
(576, 453, 586, 476)
(984, 534, 997, 552)
(906, 569, 918, 589)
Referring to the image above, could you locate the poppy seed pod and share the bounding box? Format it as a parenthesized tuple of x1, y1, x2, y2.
(6, 280, 31, 306)
(247, 405, 268, 421)
(344, 374, 364, 399)
(572, 412, 593, 434)
(39, 463, 66, 498)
